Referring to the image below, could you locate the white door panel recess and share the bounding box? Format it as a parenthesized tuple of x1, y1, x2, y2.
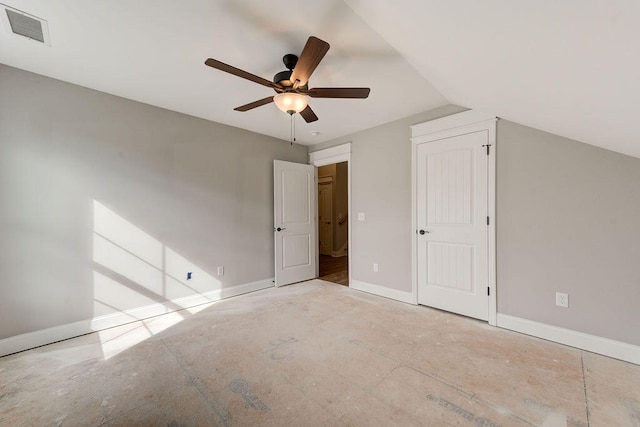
(412, 111, 496, 323)
(274, 160, 317, 286)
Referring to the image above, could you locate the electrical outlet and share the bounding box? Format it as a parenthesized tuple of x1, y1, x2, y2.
(217, 266, 224, 277)
(373, 263, 378, 273)
(187, 272, 193, 281)
(556, 292, 569, 308)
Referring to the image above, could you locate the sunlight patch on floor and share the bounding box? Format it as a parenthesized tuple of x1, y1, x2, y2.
(92, 200, 222, 360)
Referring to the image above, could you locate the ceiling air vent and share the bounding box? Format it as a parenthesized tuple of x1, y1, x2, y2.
(1, 4, 50, 45)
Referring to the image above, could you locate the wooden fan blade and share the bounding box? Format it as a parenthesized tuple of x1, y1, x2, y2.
(290, 36, 330, 88)
(234, 96, 274, 112)
(205, 58, 281, 89)
(308, 87, 371, 98)
(299, 105, 319, 123)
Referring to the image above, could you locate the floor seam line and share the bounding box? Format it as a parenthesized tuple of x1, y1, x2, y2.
(403, 363, 537, 427)
(581, 352, 591, 427)
(159, 338, 230, 427)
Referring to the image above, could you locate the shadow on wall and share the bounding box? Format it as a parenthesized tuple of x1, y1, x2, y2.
(92, 200, 220, 359)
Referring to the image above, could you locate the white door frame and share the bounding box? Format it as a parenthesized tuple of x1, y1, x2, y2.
(411, 111, 497, 326)
(309, 143, 352, 285)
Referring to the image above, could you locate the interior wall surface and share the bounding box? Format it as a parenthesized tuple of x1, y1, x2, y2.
(5, 59, 636, 351)
(0, 64, 307, 340)
(496, 120, 640, 346)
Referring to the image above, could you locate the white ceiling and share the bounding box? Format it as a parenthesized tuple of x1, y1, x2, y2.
(1, 1, 639, 157)
(346, 0, 640, 158)
(0, 0, 446, 145)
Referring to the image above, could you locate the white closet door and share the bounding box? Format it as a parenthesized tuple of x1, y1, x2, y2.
(416, 130, 489, 320)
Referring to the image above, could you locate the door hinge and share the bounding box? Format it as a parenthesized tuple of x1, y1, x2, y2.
(487, 287, 490, 296)
(487, 216, 490, 225)
(482, 144, 492, 155)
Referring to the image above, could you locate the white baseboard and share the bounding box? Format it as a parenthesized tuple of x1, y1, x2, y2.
(350, 280, 414, 304)
(0, 319, 95, 359)
(0, 278, 273, 357)
(496, 313, 640, 366)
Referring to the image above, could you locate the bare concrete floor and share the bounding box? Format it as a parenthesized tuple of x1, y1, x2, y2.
(1, 280, 639, 426)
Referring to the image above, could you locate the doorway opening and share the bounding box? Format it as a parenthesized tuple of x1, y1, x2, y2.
(317, 161, 349, 286)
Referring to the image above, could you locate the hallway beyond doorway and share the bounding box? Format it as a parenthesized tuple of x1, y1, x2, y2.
(319, 255, 348, 286)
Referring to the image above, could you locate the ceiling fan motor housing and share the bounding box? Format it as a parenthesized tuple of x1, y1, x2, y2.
(204, 35, 370, 124)
(273, 70, 293, 87)
(274, 54, 300, 88)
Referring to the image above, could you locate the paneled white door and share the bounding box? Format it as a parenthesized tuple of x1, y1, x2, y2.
(416, 131, 489, 320)
(274, 160, 317, 286)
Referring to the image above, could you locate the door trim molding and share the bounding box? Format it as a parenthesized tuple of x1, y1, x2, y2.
(411, 110, 495, 137)
(309, 143, 352, 286)
(411, 112, 497, 325)
(309, 143, 351, 166)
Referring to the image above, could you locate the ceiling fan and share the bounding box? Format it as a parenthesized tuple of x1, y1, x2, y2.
(204, 36, 370, 123)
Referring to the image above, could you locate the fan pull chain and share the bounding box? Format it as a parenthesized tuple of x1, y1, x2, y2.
(290, 113, 296, 145)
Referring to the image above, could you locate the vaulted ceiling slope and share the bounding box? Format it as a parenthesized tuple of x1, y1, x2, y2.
(0, 0, 446, 145)
(346, 0, 640, 159)
(1, 1, 639, 156)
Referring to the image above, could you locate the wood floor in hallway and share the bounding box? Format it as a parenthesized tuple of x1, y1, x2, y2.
(1, 280, 639, 426)
(319, 254, 348, 286)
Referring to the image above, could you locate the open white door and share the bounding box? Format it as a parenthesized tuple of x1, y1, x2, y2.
(274, 160, 317, 286)
(416, 131, 489, 320)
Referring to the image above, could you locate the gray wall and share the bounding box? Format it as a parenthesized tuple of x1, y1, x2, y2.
(4, 62, 638, 348)
(312, 105, 640, 347)
(310, 105, 467, 292)
(497, 120, 640, 345)
(0, 65, 307, 340)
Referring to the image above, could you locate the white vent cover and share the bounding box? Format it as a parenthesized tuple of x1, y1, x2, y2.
(1, 4, 50, 46)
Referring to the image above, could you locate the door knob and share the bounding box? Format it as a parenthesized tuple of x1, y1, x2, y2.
(419, 229, 429, 235)
(275, 227, 286, 232)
